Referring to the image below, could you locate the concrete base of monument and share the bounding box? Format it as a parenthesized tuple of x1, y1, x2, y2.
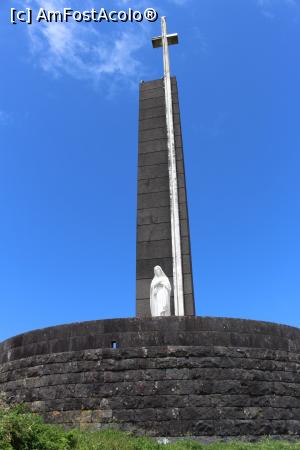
(1, 316, 300, 440)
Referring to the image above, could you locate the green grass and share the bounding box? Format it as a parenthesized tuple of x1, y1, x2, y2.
(1, 404, 300, 450)
(71, 430, 300, 450)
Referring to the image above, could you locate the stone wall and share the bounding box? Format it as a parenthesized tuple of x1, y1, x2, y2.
(1, 317, 300, 440)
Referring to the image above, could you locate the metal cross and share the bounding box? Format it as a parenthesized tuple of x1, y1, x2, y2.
(152, 17, 185, 317)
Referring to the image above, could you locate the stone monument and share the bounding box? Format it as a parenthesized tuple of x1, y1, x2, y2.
(136, 17, 195, 318)
(0, 17, 300, 442)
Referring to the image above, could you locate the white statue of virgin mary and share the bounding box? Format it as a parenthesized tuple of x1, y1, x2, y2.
(150, 266, 171, 317)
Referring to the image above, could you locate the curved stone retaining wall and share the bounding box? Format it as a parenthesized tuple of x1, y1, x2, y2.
(0, 317, 300, 440)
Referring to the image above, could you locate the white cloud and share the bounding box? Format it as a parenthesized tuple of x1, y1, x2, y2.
(22, 0, 149, 86)
(0, 111, 10, 124)
(168, 0, 190, 5)
(258, 0, 297, 5)
(17, 0, 190, 86)
(29, 22, 145, 82)
(257, 0, 299, 18)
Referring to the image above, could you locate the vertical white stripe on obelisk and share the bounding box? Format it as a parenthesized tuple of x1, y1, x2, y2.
(161, 17, 185, 316)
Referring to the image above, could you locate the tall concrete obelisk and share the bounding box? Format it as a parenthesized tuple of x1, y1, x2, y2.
(136, 17, 195, 317)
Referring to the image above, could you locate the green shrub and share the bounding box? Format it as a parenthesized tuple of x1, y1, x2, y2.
(0, 404, 75, 450)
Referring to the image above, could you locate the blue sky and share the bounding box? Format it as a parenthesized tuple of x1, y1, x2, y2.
(0, 0, 299, 342)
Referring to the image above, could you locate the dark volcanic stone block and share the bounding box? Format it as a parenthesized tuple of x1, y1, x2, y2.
(138, 177, 170, 194)
(138, 191, 170, 210)
(139, 116, 167, 131)
(137, 207, 170, 226)
(138, 151, 168, 167)
(139, 127, 167, 142)
(138, 163, 169, 180)
(137, 240, 173, 260)
(139, 106, 166, 120)
(140, 88, 165, 101)
(137, 223, 172, 243)
(140, 96, 165, 110)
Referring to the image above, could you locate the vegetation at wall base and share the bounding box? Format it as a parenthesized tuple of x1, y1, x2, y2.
(0, 404, 75, 450)
(0, 404, 300, 450)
